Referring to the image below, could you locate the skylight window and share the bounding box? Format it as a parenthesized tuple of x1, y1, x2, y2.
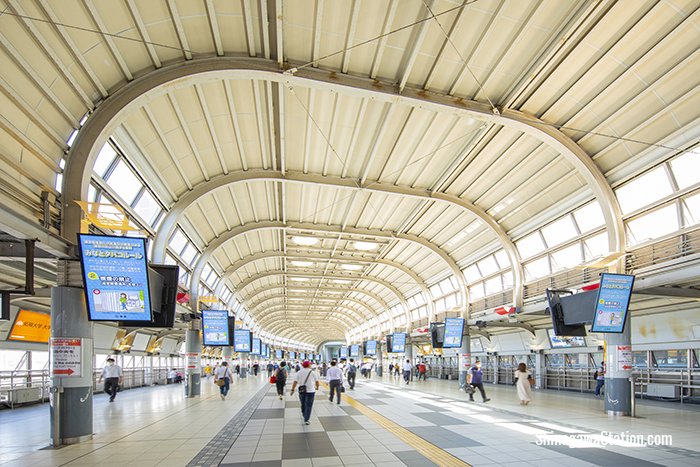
(516, 232, 545, 259)
(464, 265, 481, 283)
(292, 236, 319, 246)
(93, 144, 117, 177)
(573, 202, 605, 233)
(477, 256, 499, 276)
(542, 216, 578, 248)
(524, 257, 550, 282)
(551, 243, 582, 272)
(615, 167, 673, 214)
(133, 190, 161, 225)
(583, 232, 608, 261)
(494, 250, 509, 268)
(106, 160, 142, 204)
(169, 229, 188, 255)
(626, 205, 679, 246)
(670, 151, 700, 190)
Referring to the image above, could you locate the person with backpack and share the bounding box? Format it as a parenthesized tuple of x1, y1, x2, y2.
(274, 361, 288, 400)
(290, 361, 320, 425)
(346, 358, 357, 390)
(594, 363, 605, 397)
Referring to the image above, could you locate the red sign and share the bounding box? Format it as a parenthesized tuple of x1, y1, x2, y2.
(50, 338, 82, 377)
(176, 292, 191, 304)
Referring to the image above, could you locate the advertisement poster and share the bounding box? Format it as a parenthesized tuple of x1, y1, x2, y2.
(275, 349, 283, 359)
(186, 352, 201, 372)
(591, 273, 635, 333)
(339, 347, 348, 359)
(201, 310, 230, 346)
(50, 338, 82, 377)
(78, 234, 152, 322)
(459, 353, 471, 370)
(365, 340, 377, 355)
(617, 345, 632, 371)
(9, 310, 51, 343)
(233, 329, 251, 352)
(392, 332, 406, 353)
(350, 344, 359, 357)
(251, 338, 261, 355)
(443, 317, 465, 348)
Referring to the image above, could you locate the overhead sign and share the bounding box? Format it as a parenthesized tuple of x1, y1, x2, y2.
(233, 329, 252, 352)
(78, 234, 152, 322)
(202, 310, 230, 346)
(8, 310, 51, 343)
(275, 349, 283, 359)
(591, 273, 635, 333)
(392, 333, 406, 353)
(339, 346, 348, 359)
(365, 340, 377, 356)
(50, 338, 82, 377)
(350, 344, 359, 357)
(443, 317, 465, 348)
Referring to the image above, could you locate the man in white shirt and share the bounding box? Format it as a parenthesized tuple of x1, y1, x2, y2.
(290, 361, 320, 425)
(214, 362, 233, 400)
(326, 360, 344, 404)
(99, 358, 122, 402)
(402, 359, 413, 385)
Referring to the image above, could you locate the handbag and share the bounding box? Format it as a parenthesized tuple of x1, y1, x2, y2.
(270, 375, 277, 384)
(465, 384, 475, 395)
(215, 378, 225, 387)
(528, 375, 535, 387)
(297, 370, 312, 394)
(340, 385, 345, 393)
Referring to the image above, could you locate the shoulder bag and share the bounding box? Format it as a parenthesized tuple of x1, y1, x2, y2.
(297, 370, 312, 394)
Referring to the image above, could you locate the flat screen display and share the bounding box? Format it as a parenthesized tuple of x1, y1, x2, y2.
(8, 310, 51, 343)
(275, 349, 283, 359)
(78, 234, 152, 322)
(300, 352, 306, 360)
(252, 338, 261, 355)
(202, 310, 231, 346)
(350, 344, 359, 357)
(443, 317, 465, 348)
(233, 329, 252, 352)
(289, 351, 297, 359)
(392, 333, 406, 353)
(364, 340, 377, 356)
(339, 346, 348, 359)
(470, 338, 483, 352)
(591, 273, 635, 333)
(547, 329, 587, 348)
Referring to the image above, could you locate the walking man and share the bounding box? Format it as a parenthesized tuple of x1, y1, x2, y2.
(402, 359, 412, 384)
(214, 362, 233, 400)
(290, 361, 320, 425)
(99, 357, 122, 402)
(346, 358, 357, 390)
(326, 360, 344, 404)
(467, 360, 490, 402)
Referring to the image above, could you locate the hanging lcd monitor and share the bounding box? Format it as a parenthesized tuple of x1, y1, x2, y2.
(289, 351, 297, 359)
(251, 337, 261, 355)
(392, 333, 406, 353)
(8, 310, 51, 343)
(78, 234, 152, 322)
(443, 317, 465, 348)
(349, 344, 360, 357)
(233, 329, 252, 352)
(591, 273, 635, 333)
(547, 329, 587, 348)
(300, 352, 306, 360)
(364, 340, 377, 356)
(275, 349, 284, 359)
(339, 346, 348, 359)
(202, 310, 231, 346)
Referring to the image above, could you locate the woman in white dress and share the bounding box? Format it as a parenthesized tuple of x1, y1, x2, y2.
(514, 362, 533, 405)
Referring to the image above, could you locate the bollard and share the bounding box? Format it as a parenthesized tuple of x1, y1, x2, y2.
(629, 376, 636, 417)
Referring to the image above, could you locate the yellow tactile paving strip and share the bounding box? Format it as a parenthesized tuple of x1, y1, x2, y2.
(322, 383, 471, 466)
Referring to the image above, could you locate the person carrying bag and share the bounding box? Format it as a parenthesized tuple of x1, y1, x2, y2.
(214, 362, 232, 400)
(290, 361, 320, 425)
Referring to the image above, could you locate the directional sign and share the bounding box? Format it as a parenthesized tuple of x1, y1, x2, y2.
(50, 338, 82, 377)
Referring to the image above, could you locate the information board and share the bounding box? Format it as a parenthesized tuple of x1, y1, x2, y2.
(78, 234, 152, 322)
(339, 346, 348, 359)
(443, 317, 465, 348)
(289, 351, 297, 359)
(233, 329, 252, 352)
(186, 352, 201, 372)
(591, 273, 635, 333)
(616, 345, 632, 371)
(251, 338, 261, 355)
(50, 338, 82, 377)
(275, 349, 283, 359)
(202, 310, 230, 346)
(8, 310, 51, 343)
(365, 340, 377, 356)
(392, 333, 406, 353)
(300, 352, 306, 360)
(350, 344, 359, 357)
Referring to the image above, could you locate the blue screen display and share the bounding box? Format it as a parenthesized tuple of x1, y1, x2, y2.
(392, 333, 406, 353)
(290, 351, 297, 359)
(79, 234, 152, 322)
(339, 346, 348, 359)
(365, 340, 377, 355)
(591, 273, 635, 333)
(233, 329, 251, 352)
(252, 338, 261, 355)
(350, 344, 359, 357)
(275, 349, 283, 359)
(443, 317, 465, 348)
(300, 352, 306, 360)
(202, 310, 230, 346)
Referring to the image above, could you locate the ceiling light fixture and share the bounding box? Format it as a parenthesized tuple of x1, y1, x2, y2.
(290, 260, 313, 267)
(290, 277, 310, 281)
(341, 264, 363, 271)
(353, 241, 378, 251)
(292, 236, 319, 246)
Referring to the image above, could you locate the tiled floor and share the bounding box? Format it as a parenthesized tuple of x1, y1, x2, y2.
(1, 373, 699, 466)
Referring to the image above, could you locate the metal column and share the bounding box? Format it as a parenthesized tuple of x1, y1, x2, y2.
(185, 325, 201, 397)
(459, 328, 471, 389)
(604, 324, 632, 415)
(376, 341, 383, 376)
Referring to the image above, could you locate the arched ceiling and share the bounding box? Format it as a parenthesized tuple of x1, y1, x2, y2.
(1, 0, 698, 347)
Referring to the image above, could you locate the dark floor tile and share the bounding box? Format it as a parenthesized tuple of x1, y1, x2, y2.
(540, 445, 665, 466)
(318, 416, 364, 431)
(250, 408, 285, 419)
(358, 399, 386, 406)
(282, 431, 338, 460)
(340, 406, 362, 416)
(407, 426, 481, 449)
(394, 450, 439, 467)
(413, 412, 467, 426)
(285, 400, 301, 408)
(220, 462, 282, 467)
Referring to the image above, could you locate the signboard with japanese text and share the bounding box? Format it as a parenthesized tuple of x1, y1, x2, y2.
(78, 234, 152, 322)
(617, 345, 632, 371)
(364, 340, 377, 356)
(591, 273, 635, 333)
(392, 333, 406, 353)
(202, 310, 230, 346)
(350, 344, 360, 357)
(50, 338, 82, 377)
(233, 329, 252, 352)
(443, 317, 465, 348)
(8, 310, 51, 343)
(186, 352, 201, 372)
(251, 338, 261, 355)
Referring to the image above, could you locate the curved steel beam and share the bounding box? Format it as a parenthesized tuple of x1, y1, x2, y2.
(254, 303, 365, 329)
(244, 289, 379, 320)
(245, 294, 373, 325)
(63, 56, 623, 310)
(188, 221, 446, 309)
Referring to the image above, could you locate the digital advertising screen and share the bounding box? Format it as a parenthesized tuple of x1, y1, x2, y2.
(289, 351, 297, 360)
(547, 329, 587, 348)
(300, 352, 306, 360)
(233, 329, 252, 352)
(8, 310, 51, 343)
(443, 317, 465, 348)
(392, 333, 406, 353)
(350, 344, 359, 357)
(252, 338, 261, 355)
(591, 273, 635, 333)
(202, 310, 231, 346)
(78, 234, 152, 322)
(364, 340, 377, 356)
(470, 338, 484, 352)
(275, 349, 283, 359)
